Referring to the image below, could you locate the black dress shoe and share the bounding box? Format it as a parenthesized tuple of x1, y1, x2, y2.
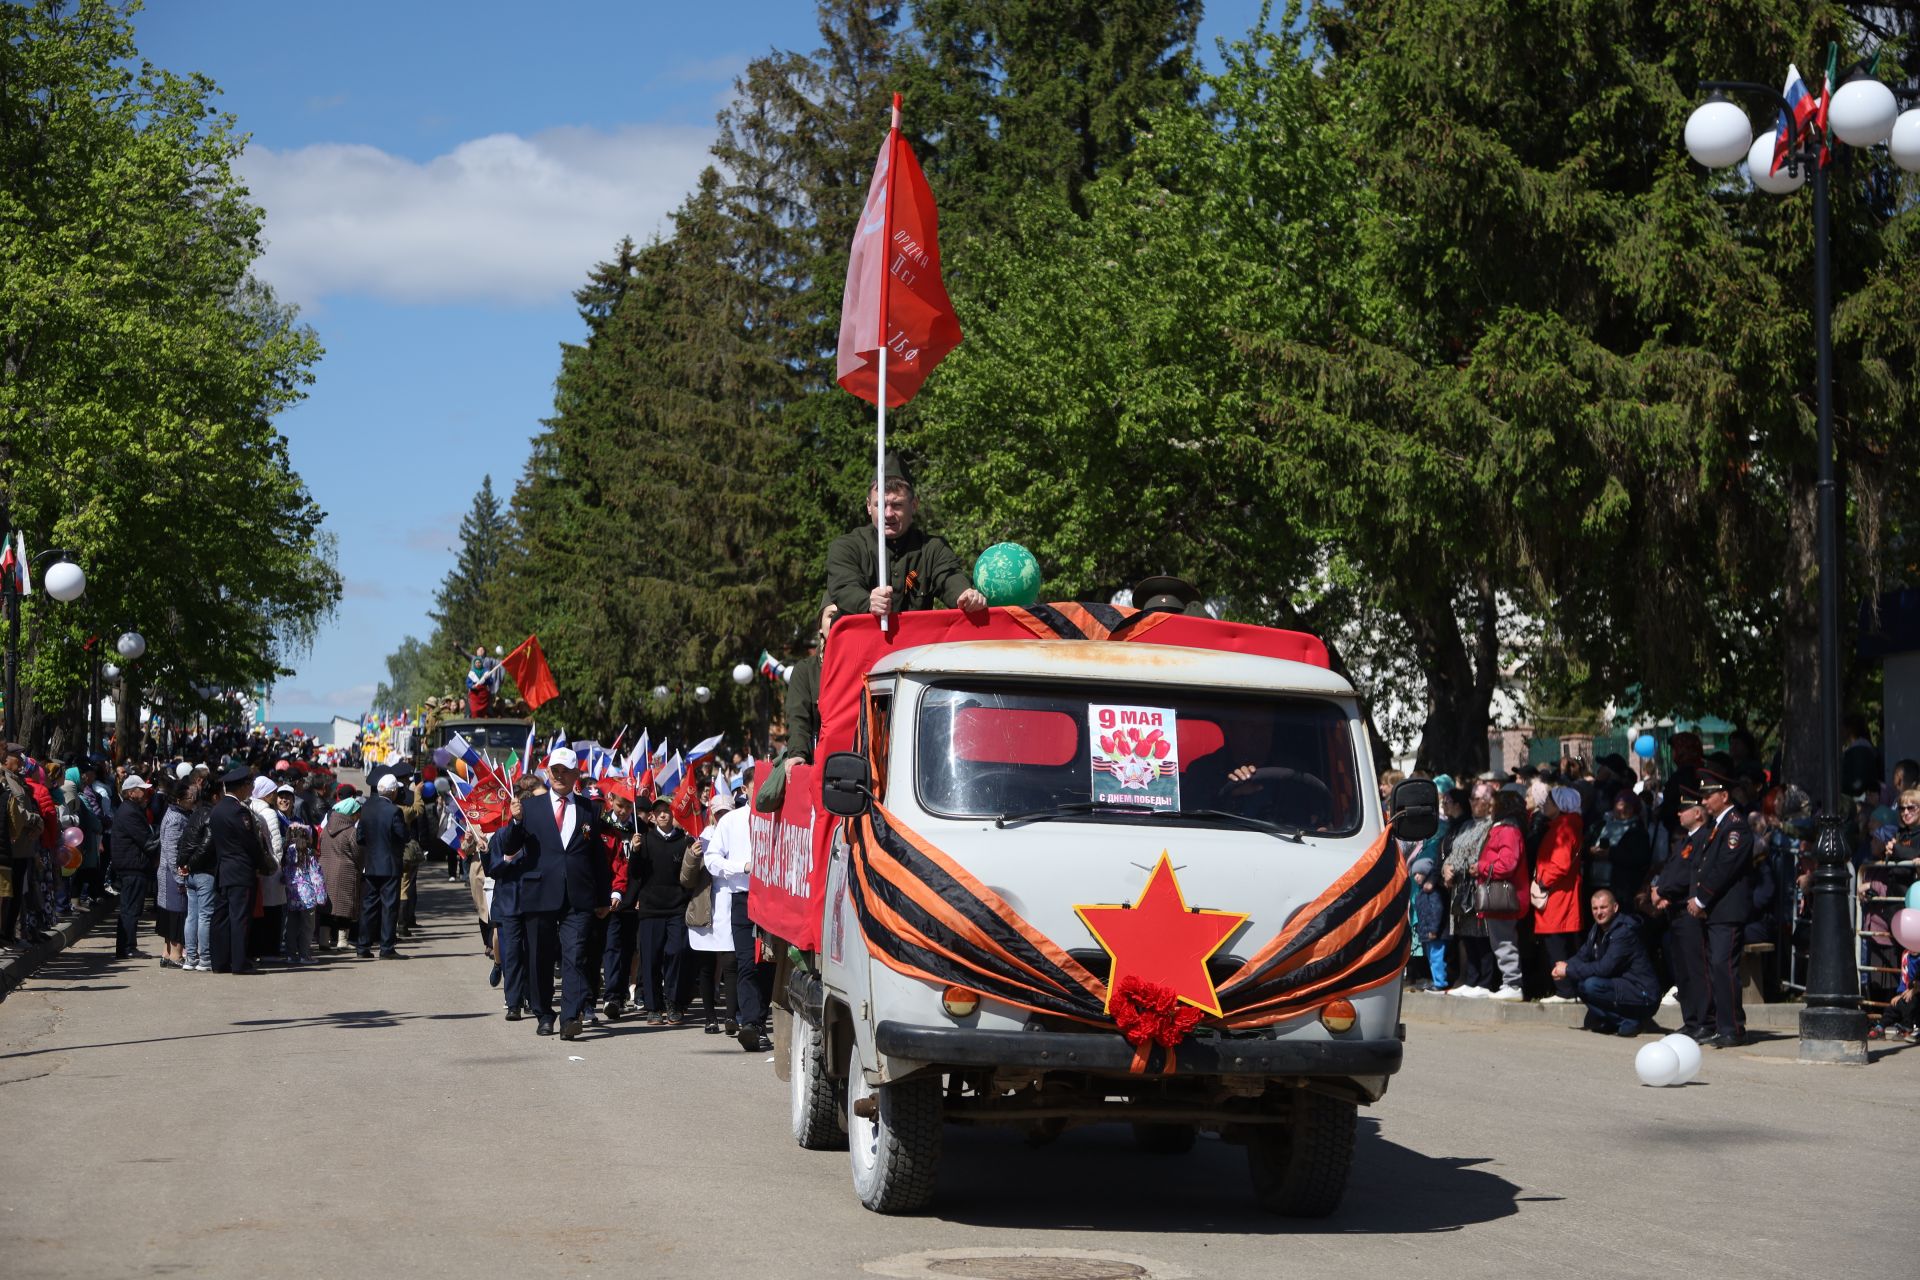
(379, 951, 405, 960)
(723, 1019, 737, 1037)
(535, 1021, 556, 1036)
(559, 1018, 583, 1040)
(603, 999, 625, 1022)
(505, 1007, 524, 1021)
(736, 1023, 770, 1052)
(356, 950, 374, 958)
(1707, 1032, 1745, 1050)
(703, 1021, 721, 1034)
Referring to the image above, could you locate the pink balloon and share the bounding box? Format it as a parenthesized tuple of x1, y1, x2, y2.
(1891, 907, 1920, 954)
(61, 825, 84, 849)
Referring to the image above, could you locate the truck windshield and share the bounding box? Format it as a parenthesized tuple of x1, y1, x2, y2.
(915, 683, 1363, 834)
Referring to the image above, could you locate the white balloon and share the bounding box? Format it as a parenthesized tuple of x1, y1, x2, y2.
(1829, 77, 1898, 147)
(731, 663, 754, 686)
(1890, 110, 1920, 173)
(1634, 1040, 1681, 1087)
(1684, 98, 1751, 169)
(1661, 1032, 1703, 1084)
(1746, 132, 1803, 194)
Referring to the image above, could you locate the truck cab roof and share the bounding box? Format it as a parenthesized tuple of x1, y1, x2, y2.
(867, 639, 1358, 699)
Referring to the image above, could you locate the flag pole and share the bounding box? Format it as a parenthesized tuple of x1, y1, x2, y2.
(876, 92, 900, 635)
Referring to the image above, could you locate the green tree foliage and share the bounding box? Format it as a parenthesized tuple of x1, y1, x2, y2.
(373, 635, 436, 715)
(0, 0, 338, 751)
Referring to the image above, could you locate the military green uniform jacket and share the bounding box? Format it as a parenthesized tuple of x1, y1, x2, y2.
(825, 526, 971, 618)
(784, 654, 822, 762)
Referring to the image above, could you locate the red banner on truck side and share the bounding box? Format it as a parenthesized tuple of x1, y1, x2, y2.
(746, 760, 829, 949)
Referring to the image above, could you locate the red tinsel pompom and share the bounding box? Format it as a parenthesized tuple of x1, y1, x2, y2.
(1110, 974, 1203, 1048)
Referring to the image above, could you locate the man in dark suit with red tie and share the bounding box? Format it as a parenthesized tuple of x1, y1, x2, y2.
(499, 748, 618, 1039)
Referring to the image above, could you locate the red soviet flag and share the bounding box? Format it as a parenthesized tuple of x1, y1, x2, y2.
(500, 634, 560, 711)
(836, 95, 962, 408)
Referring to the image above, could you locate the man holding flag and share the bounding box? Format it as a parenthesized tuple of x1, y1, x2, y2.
(829, 92, 984, 625)
(825, 453, 984, 621)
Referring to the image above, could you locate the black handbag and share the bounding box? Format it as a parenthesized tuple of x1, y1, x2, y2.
(1475, 878, 1522, 917)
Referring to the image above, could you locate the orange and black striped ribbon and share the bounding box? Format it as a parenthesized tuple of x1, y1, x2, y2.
(847, 805, 1408, 1039)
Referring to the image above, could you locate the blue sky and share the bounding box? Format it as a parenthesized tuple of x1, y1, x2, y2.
(134, 0, 1269, 723)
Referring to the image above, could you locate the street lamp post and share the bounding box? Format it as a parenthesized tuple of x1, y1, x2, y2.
(1685, 68, 1920, 1065)
(0, 545, 86, 746)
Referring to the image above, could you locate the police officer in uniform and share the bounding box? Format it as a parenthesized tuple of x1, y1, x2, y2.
(1649, 783, 1710, 1039)
(824, 454, 987, 620)
(1689, 766, 1753, 1047)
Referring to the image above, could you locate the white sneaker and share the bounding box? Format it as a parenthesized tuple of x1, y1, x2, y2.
(1660, 987, 1679, 1007)
(1487, 987, 1524, 1001)
(1449, 985, 1489, 998)
(1539, 994, 1576, 1005)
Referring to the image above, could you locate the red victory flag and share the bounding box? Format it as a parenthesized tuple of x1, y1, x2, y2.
(501, 635, 560, 710)
(671, 775, 706, 839)
(836, 94, 962, 408)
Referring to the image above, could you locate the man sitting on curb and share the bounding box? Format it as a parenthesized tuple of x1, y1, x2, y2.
(1555, 888, 1662, 1036)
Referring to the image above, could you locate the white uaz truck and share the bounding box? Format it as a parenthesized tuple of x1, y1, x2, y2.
(751, 606, 1435, 1217)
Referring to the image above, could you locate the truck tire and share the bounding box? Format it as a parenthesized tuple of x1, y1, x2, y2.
(848, 1070, 943, 1213)
(1246, 1093, 1356, 1218)
(1132, 1122, 1197, 1155)
(790, 1014, 846, 1151)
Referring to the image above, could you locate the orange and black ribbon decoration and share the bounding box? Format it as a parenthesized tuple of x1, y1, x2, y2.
(840, 604, 1408, 1069)
(846, 803, 1408, 1059)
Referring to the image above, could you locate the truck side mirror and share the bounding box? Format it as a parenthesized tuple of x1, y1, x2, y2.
(1388, 778, 1439, 841)
(820, 752, 874, 818)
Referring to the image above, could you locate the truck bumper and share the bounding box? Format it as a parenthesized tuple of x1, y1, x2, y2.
(873, 1020, 1403, 1079)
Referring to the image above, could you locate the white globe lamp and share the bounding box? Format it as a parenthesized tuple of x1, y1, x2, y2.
(1746, 133, 1804, 194)
(731, 663, 753, 686)
(652, 684, 670, 703)
(102, 663, 121, 681)
(1890, 109, 1920, 172)
(43, 559, 85, 603)
(1685, 98, 1751, 168)
(693, 685, 712, 704)
(116, 631, 146, 661)
(1828, 76, 1898, 147)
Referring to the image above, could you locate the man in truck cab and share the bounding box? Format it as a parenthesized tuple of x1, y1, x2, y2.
(825, 453, 987, 621)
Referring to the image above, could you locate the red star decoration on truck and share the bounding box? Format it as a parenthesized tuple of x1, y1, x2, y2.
(1074, 852, 1248, 1016)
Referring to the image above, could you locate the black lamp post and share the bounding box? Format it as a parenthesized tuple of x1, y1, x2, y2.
(1685, 68, 1920, 1064)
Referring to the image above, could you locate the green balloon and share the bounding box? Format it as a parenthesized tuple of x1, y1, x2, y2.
(973, 542, 1042, 606)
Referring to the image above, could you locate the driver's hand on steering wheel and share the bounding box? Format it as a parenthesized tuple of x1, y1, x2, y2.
(1226, 763, 1259, 792)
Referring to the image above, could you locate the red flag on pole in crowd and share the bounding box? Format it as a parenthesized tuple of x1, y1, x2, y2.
(836, 94, 963, 409)
(671, 775, 706, 839)
(501, 634, 560, 710)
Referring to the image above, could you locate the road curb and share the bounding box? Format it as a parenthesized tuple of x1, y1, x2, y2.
(1401, 988, 1805, 1031)
(0, 894, 112, 1001)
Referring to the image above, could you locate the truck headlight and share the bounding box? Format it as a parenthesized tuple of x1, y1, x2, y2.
(1319, 999, 1356, 1034)
(941, 985, 980, 1018)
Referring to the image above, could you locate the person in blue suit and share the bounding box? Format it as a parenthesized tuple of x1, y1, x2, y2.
(498, 748, 619, 1039)
(355, 774, 411, 959)
(485, 774, 545, 1023)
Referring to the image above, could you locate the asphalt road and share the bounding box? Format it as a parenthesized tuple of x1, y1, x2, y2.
(1, 878, 1912, 1280)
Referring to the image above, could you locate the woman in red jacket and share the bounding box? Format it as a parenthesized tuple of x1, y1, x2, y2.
(1533, 786, 1586, 1002)
(1476, 786, 1531, 999)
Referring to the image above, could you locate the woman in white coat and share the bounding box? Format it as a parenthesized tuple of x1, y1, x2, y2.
(686, 790, 740, 1034)
(249, 776, 288, 961)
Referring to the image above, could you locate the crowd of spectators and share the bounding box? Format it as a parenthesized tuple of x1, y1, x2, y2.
(1395, 729, 1920, 1044)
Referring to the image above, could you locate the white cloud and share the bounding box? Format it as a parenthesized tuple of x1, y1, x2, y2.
(239, 124, 716, 307)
